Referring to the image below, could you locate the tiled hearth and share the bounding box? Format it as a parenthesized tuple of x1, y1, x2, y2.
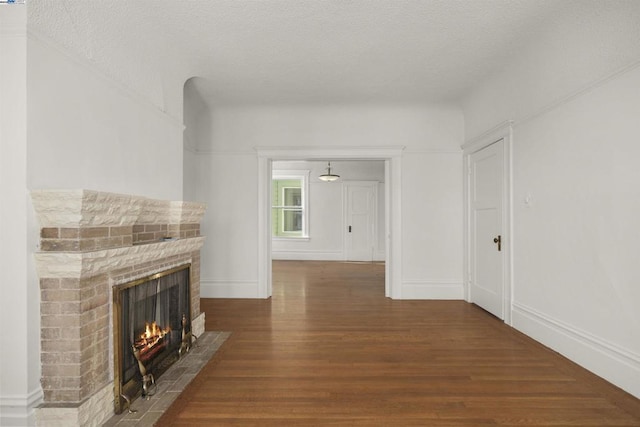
(103, 331, 230, 426)
(31, 190, 207, 427)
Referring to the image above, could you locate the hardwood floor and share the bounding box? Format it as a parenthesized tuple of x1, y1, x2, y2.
(159, 261, 640, 426)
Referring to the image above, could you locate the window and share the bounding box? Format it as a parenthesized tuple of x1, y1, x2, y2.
(272, 171, 309, 238)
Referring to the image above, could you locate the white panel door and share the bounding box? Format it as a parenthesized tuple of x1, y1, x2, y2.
(344, 182, 377, 262)
(470, 140, 504, 319)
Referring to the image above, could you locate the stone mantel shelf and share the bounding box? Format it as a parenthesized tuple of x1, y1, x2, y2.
(31, 189, 206, 227)
(35, 236, 205, 279)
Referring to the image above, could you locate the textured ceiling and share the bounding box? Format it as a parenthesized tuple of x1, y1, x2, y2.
(28, 0, 583, 108)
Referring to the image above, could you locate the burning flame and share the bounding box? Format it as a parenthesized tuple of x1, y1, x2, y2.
(136, 322, 170, 350)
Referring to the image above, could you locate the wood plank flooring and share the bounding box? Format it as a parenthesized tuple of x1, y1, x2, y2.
(158, 261, 640, 426)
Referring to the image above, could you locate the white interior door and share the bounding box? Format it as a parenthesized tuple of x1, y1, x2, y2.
(344, 182, 377, 262)
(469, 140, 504, 319)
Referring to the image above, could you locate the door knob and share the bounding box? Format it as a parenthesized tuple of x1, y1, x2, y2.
(493, 235, 501, 251)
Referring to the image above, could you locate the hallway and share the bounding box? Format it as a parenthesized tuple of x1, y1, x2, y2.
(159, 261, 640, 426)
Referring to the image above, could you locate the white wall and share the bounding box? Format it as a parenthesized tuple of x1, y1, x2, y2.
(184, 79, 210, 201)
(0, 6, 40, 426)
(271, 160, 385, 261)
(462, 2, 640, 398)
(197, 152, 260, 297)
(402, 151, 463, 297)
(510, 66, 640, 398)
(463, 2, 640, 141)
(0, 17, 188, 424)
(27, 35, 184, 201)
(193, 105, 464, 299)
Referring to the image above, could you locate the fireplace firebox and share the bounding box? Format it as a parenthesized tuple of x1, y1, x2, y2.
(113, 264, 192, 414)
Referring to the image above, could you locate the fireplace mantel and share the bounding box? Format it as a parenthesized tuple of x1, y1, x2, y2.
(31, 189, 207, 427)
(31, 189, 206, 227)
(35, 237, 205, 278)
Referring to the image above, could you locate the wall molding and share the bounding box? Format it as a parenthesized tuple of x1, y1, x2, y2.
(513, 302, 640, 398)
(255, 146, 406, 160)
(515, 59, 640, 128)
(465, 61, 640, 145)
(403, 148, 463, 154)
(192, 149, 256, 156)
(0, 387, 42, 427)
(401, 280, 464, 300)
(200, 279, 260, 298)
(463, 120, 514, 152)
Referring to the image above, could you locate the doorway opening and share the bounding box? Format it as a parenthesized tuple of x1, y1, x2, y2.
(271, 161, 383, 262)
(256, 147, 404, 300)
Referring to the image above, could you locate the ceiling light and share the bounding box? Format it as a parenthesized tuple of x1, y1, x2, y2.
(318, 162, 340, 182)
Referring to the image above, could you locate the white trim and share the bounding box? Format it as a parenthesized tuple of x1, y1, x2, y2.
(257, 157, 272, 298)
(200, 280, 260, 299)
(387, 156, 402, 299)
(513, 302, 640, 398)
(463, 121, 513, 325)
(403, 148, 463, 154)
(515, 59, 640, 127)
(256, 147, 404, 300)
(192, 149, 255, 156)
(0, 387, 42, 427)
(256, 146, 405, 160)
(401, 280, 465, 300)
(463, 120, 514, 153)
(463, 63, 640, 143)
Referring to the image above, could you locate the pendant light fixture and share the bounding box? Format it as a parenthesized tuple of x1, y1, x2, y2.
(318, 161, 340, 182)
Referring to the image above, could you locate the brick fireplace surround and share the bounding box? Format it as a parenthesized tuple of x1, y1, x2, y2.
(31, 190, 206, 426)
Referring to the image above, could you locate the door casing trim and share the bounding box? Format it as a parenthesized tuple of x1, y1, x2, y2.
(256, 146, 404, 299)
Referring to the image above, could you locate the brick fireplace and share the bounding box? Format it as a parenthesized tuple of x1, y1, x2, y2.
(31, 190, 206, 426)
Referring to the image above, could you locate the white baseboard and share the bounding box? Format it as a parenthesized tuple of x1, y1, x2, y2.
(512, 302, 640, 399)
(401, 280, 464, 300)
(272, 250, 344, 261)
(200, 280, 260, 298)
(0, 387, 42, 427)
